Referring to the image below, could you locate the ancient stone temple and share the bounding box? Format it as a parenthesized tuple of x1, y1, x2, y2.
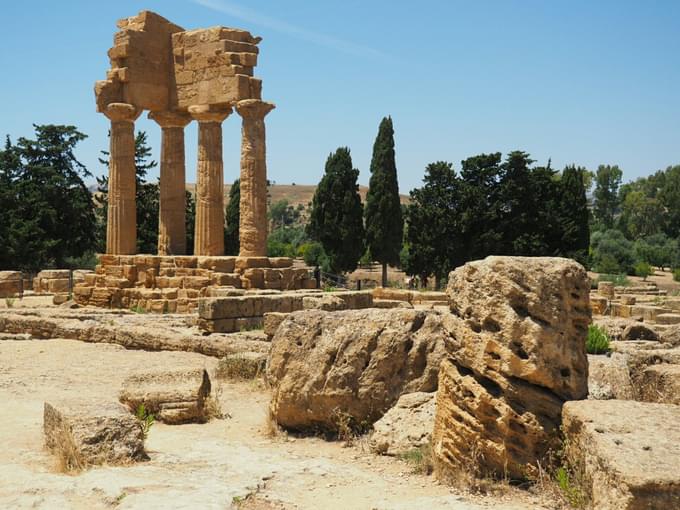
(76, 11, 314, 311)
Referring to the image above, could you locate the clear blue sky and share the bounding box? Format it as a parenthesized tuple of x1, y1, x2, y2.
(1, 0, 678, 193)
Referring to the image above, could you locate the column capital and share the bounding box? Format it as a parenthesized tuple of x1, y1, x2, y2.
(188, 104, 232, 123)
(148, 110, 191, 129)
(103, 102, 141, 122)
(235, 99, 276, 120)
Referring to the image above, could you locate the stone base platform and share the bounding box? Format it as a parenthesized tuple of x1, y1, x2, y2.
(73, 254, 316, 312)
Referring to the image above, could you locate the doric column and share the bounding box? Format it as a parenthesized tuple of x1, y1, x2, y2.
(103, 103, 141, 255)
(148, 111, 191, 255)
(235, 99, 275, 257)
(188, 105, 232, 256)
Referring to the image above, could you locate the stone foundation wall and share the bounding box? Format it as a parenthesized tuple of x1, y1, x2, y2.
(73, 254, 316, 312)
(591, 281, 680, 326)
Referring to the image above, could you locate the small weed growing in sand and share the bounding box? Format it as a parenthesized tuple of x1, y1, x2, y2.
(130, 305, 146, 314)
(555, 466, 586, 508)
(331, 409, 370, 446)
(205, 384, 227, 420)
(586, 324, 610, 354)
(114, 492, 127, 505)
(399, 443, 434, 474)
(135, 404, 155, 439)
(215, 354, 264, 380)
(53, 424, 86, 474)
(5, 297, 15, 308)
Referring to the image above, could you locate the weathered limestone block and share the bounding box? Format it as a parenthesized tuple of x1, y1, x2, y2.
(190, 105, 231, 256)
(0, 271, 22, 297)
(119, 369, 212, 424)
(370, 392, 436, 456)
(587, 353, 634, 400)
(373, 299, 414, 309)
(433, 256, 590, 480)
(597, 281, 615, 299)
(263, 312, 288, 338)
(44, 400, 146, 469)
(661, 325, 680, 346)
(639, 364, 680, 405)
(562, 400, 680, 510)
(302, 294, 346, 311)
(594, 317, 658, 342)
(198, 256, 236, 273)
(267, 309, 450, 432)
(236, 100, 275, 257)
(657, 313, 680, 325)
(589, 295, 607, 315)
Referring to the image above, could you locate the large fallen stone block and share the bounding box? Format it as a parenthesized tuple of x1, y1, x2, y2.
(0, 271, 22, 297)
(267, 308, 450, 432)
(44, 401, 146, 470)
(433, 256, 589, 480)
(119, 369, 212, 424)
(370, 392, 435, 456)
(639, 364, 680, 405)
(562, 400, 680, 510)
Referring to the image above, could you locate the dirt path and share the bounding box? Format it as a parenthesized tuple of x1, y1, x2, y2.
(0, 338, 555, 509)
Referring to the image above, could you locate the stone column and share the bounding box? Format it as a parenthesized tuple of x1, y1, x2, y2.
(149, 111, 191, 255)
(103, 103, 141, 255)
(188, 105, 232, 256)
(235, 99, 275, 257)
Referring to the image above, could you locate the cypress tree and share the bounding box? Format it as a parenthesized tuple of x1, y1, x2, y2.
(559, 165, 590, 264)
(308, 147, 365, 275)
(364, 116, 403, 286)
(224, 179, 240, 255)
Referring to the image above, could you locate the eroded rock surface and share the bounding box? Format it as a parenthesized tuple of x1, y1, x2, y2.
(562, 399, 680, 510)
(44, 400, 146, 469)
(370, 392, 436, 456)
(267, 308, 451, 432)
(433, 256, 590, 480)
(587, 353, 634, 400)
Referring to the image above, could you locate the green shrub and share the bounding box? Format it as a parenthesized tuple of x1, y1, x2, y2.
(586, 324, 611, 354)
(134, 404, 154, 439)
(596, 273, 630, 287)
(634, 261, 653, 280)
(674, 268, 680, 282)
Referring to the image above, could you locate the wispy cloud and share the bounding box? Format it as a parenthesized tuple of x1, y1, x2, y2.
(191, 0, 387, 59)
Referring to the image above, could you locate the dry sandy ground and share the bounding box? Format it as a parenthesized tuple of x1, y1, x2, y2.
(0, 337, 558, 510)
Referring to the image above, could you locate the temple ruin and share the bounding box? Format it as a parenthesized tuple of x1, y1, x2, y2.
(77, 11, 314, 310)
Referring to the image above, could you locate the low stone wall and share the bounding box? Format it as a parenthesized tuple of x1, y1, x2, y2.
(73, 254, 316, 312)
(591, 281, 680, 325)
(197, 290, 374, 333)
(0, 271, 23, 298)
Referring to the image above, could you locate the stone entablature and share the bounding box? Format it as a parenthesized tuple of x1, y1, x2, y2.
(95, 11, 274, 260)
(72, 255, 315, 313)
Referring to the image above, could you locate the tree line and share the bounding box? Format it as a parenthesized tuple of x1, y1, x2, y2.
(2, 122, 679, 286)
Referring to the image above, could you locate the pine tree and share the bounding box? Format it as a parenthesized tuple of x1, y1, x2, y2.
(364, 116, 403, 286)
(308, 148, 365, 275)
(1, 125, 96, 270)
(593, 164, 623, 230)
(224, 179, 240, 255)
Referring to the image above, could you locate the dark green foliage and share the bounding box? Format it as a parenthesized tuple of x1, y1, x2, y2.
(185, 190, 195, 255)
(634, 261, 653, 280)
(269, 198, 300, 229)
(559, 166, 591, 265)
(590, 229, 635, 274)
(298, 241, 327, 268)
(633, 234, 679, 269)
(224, 179, 240, 255)
(403, 161, 461, 287)
(308, 148, 365, 274)
(402, 153, 591, 284)
(267, 225, 308, 258)
(593, 164, 623, 230)
(364, 117, 403, 285)
(673, 268, 680, 282)
(0, 126, 95, 271)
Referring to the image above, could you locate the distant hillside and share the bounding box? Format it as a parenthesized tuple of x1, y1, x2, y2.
(184, 183, 410, 207)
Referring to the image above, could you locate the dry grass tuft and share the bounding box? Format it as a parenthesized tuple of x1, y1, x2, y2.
(51, 424, 86, 474)
(399, 443, 434, 475)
